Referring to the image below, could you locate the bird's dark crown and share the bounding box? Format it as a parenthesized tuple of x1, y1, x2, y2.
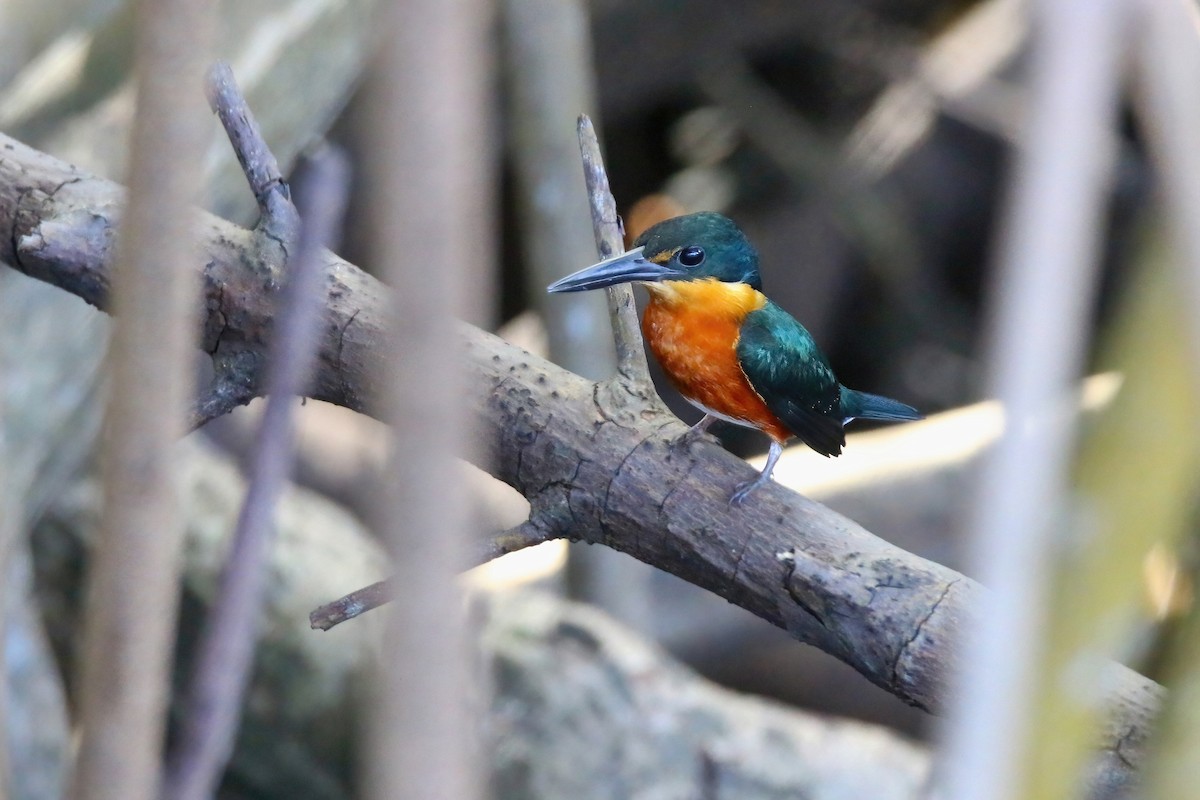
(632, 212, 762, 291)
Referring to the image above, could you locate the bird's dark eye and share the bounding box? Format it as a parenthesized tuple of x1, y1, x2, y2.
(678, 246, 705, 267)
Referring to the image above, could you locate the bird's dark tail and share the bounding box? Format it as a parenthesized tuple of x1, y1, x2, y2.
(840, 388, 922, 422)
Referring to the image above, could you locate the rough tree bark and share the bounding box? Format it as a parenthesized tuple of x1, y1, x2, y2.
(0, 132, 1159, 792)
(36, 434, 937, 799)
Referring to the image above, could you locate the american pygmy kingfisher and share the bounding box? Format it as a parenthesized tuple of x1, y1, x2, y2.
(547, 212, 921, 505)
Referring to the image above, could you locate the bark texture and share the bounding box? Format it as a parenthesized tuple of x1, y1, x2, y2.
(34, 436, 937, 799)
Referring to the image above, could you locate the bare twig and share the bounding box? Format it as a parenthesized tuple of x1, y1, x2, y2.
(577, 114, 653, 389)
(309, 580, 391, 631)
(507, 3, 654, 631)
(189, 381, 258, 431)
(189, 64, 306, 430)
(476, 519, 559, 565)
(938, 1, 1125, 798)
(205, 61, 300, 247)
(309, 520, 559, 631)
(1135, 0, 1200, 361)
(67, 0, 214, 798)
(163, 146, 348, 800)
(572, 118, 669, 636)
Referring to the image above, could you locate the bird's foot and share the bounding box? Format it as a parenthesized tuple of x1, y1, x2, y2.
(728, 474, 771, 507)
(673, 426, 710, 449)
(672, 414, 718, 449)
(728, 441, 783, 507)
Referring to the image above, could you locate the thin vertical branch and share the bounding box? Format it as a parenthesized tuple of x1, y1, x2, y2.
(578, 115, 654, 389)
(0, 366, 11, 800)
(162, 146, 348, 800)
(938, 1, 1125, 799)
(361, 0, 491, 798)
(204, 61, 302, 248)
(1135, 0, 1200, 360)
(1132, 2, 1200, 796)
(503, 1, 653, 629)
(503, 0, 614, 381)
(67, 0, 213, 797)
(573, 114, 659, 628)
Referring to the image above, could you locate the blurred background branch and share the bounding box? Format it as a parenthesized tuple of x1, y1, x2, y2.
(0, 330, 12, 798)
(359, 0, 491, 797)
(939, 2, 1125, 799)
(66, 0, 212, 797)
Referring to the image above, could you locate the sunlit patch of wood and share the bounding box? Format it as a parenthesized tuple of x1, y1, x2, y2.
(1143, 542, 1194, 621)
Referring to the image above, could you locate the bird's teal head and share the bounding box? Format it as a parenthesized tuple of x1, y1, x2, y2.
(547, 212, 762, 294)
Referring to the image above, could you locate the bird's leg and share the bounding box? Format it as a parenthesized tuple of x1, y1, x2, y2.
(673, 413, 718, 447)
(729, 440, 783, 506)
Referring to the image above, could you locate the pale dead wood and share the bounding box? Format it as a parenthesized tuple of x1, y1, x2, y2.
(66, 0, 213, 797)
(357, 0, 491, 797)
(501, 0, 615, 381)
(0, 348, 10, 800)
(940, 0, 1126, 797)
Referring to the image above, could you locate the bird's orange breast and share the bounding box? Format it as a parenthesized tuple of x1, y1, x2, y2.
(642, 279, 792, 442)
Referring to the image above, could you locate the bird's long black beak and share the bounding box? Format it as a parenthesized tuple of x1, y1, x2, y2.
(546, 247, 684, 293)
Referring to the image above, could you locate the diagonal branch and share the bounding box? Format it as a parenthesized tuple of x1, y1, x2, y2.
(309, 580, 391, 632)
(205, 61, 301, 248)
(188, 63, 305, 430)
(308, 519, 560, 631)
(163, 145, 350, 800)
(0, 131, 1158, 793)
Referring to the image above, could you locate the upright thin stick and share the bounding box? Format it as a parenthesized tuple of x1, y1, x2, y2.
(0, 360, 10, 799)
(1136, 0, 1200, 360)
(578, 115, 653, 388)
(162, 147, 348, 800)
(361, 0, 491, 797)
(573, 113, 657, 626)
(503, 0, 614, 381)
(204, 61, 301, 247)
(1133, 3, 1200, 796)
(937, 1, 1124, 798)
(67, 0, 213, 798)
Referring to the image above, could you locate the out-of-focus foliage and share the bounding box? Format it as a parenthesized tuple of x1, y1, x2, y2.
(1023, 224, 1200, 798)
(1144, 557, 1200, 798)
(0, 0, 377, 221)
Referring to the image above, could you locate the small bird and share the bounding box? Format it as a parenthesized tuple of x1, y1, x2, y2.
(548, 211, 921, 504)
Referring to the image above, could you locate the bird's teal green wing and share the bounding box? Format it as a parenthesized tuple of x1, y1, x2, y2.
(736, 302, 846, 456)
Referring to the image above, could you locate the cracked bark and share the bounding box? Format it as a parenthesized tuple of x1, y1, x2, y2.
(0, 131, 1159, 792)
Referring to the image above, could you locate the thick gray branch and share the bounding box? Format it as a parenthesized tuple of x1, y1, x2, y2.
(0, 133, 1159, 790)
